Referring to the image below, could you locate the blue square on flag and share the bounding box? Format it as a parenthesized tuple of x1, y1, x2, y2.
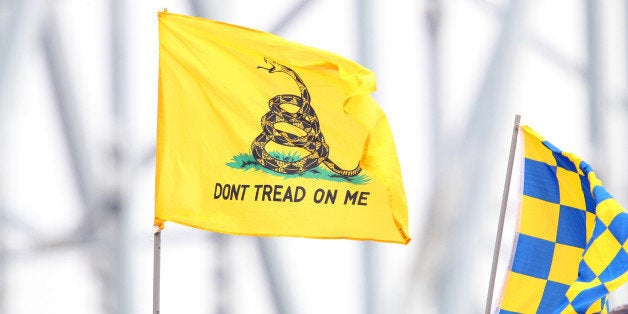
(524, 159, 559, 203)
(511, 234, 555, 279)
(556, 205, 586, 248)
(538, 281, 570, 313)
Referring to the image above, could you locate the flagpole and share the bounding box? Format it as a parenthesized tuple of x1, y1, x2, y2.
(484, 114, 520, 314)
(153, 226, 162, 314)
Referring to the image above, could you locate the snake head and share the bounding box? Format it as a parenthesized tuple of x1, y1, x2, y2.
(257, 57, 281, 73)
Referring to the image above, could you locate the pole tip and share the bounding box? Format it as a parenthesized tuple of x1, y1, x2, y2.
(153, 225, 164, 234)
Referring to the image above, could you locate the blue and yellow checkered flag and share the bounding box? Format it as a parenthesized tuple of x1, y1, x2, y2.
(497, 126, 628, 313)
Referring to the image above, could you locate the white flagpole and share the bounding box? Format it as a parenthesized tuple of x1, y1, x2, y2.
(153, 226, 162, 314)
(485, 114, 521, 314)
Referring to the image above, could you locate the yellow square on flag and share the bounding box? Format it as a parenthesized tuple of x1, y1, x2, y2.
(548, 243, 584, 285)
(499, 272, 547, 312)
(522, 127, 556, 166)
(520, 195, 560, 242)
(557, 167, 586, 209)
(583, 230, 622, 275)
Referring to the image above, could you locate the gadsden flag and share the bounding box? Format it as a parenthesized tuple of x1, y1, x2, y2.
(155, 11, 410, 244)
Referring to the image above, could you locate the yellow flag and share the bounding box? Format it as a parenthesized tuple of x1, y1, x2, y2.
(155, 11, 410, 244)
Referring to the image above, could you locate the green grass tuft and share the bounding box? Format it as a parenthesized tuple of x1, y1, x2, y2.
(226, 152, 370, 185)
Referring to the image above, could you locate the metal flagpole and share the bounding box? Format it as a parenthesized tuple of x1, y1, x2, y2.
(484, 114, 521, 314)
(153, 227, 162, 314)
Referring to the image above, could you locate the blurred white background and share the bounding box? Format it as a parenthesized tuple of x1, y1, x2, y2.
(0, 0, 626, 313)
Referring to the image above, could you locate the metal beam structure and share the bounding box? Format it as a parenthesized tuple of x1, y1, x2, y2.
(584, 0, 607, 173)
(270, 0, 316, 35)
(110, 0, 133, 312)
(0, 1, 626, 313)
(435, 0, 525, 311)
(409, 0, 526, 312)
(41, 8, 125, 314)
(255, 238, 295, 314)
(356, 1, 379, 314)
(0, 0, 45, 310)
